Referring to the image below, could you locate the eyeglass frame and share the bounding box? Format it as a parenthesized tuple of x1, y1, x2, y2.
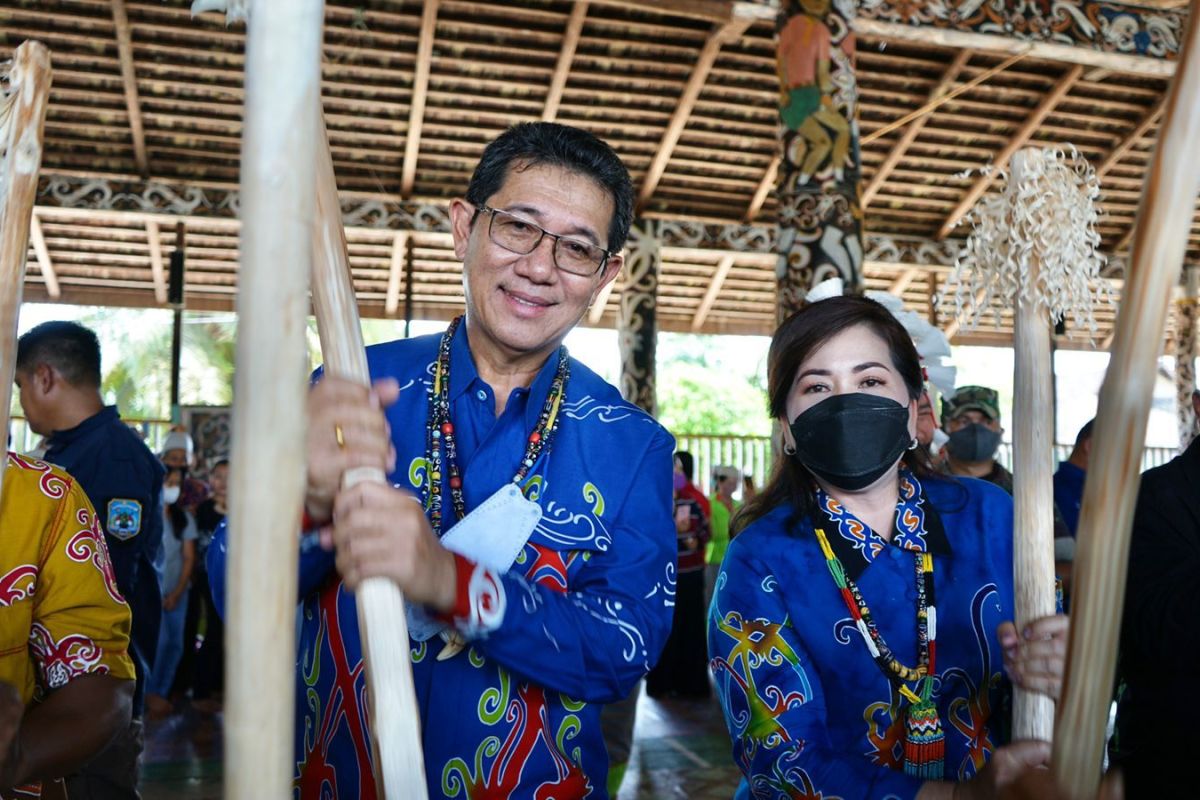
(471, 204, 614, 277)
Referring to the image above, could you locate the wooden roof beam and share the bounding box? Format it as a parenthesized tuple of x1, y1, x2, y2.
(29, 215, 61, 299)
(385, 231, 408, 316)
(110, 0, 150, 177)
(691, 254, 735, 331)
(1095, 98, 1165, 180)
(542, 1, 588, 122)
(636, 13, 756, 213)
(146, 220, 168, 304)
(862, 50, 971, 209)
(401, 0, 440, 198)
(852, 18, 1176, 79)
(937, 64, 1084, 240)
(587, 273, 618, 324)
(744, 154, 780, 223)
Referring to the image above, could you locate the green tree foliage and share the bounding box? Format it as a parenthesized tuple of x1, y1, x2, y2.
(654, 333, 770, 436)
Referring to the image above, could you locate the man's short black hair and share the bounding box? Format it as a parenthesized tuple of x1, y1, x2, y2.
(1074, 418, 1096, 448)
(16, 321, 102, 388)
(464, 122, 634, 253)
(676, 451, 695, 482)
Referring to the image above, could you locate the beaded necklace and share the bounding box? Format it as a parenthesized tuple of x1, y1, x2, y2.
(814, 525, 945, 780)
(424, 316, 569, 533)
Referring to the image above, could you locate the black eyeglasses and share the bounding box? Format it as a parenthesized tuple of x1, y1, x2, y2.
(475, 206, 611, 277)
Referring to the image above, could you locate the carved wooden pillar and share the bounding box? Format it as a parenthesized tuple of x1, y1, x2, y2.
(1176, 265, 1198, 447)
(775, 0, 864, 320)
(618, 218, 659, 415)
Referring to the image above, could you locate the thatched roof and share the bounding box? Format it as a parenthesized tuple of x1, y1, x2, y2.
(5, 0, 1196, 348)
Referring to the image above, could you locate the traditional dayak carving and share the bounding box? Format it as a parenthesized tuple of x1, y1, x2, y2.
(858, 0, 1186, 59)
(618, 219, 660, 416)
(775, 0, 864, 318)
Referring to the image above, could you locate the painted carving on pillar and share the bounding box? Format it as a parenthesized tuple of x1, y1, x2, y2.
(1175, 296, 1197, 447)
(618, 220, 659, 417)
(775, 0, 864, 318)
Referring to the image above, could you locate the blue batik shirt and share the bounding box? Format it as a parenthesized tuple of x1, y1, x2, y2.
(709, 472, 1014, 799)
(211, 327, 677, 799)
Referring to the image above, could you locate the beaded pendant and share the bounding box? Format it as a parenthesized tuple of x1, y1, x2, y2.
(424, 316, 569, 533)
(814, 527, 944, 780)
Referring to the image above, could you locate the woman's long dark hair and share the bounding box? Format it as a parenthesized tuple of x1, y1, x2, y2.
(165, 467, 188, 540)
(732, 296, 934, 536)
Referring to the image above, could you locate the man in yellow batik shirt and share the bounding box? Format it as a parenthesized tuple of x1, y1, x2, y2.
(0, 452, 135, 800)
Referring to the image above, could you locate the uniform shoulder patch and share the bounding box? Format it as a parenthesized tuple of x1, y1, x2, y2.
(106, 498, 143, 540)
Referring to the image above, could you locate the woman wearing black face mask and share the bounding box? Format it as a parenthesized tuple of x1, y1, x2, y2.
(707, 296, 1066, 800)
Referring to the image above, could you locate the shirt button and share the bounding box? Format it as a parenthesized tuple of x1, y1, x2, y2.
(476, 389, 487, 402)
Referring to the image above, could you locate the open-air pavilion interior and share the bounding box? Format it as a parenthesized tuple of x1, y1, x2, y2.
(3, 0, 1199, 797)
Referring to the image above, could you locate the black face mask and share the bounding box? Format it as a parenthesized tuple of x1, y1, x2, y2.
(788, 393, 913, 491)
(946, 422, 1002, 462)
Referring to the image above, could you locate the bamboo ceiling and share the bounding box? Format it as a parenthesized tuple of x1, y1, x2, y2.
(3, 0, 1196, 349)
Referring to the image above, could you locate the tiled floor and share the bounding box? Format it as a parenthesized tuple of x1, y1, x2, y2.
(140, 686, 742, 799)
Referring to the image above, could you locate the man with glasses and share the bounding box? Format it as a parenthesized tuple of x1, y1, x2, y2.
(210, 122, 676, 798)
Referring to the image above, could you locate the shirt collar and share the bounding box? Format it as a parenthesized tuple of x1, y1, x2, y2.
(47, 405, 120, 449)
(450, 321, 566, 427)
(813, 470, 952, 581)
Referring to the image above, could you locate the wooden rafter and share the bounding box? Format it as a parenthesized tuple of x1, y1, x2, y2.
(936, 65, 1084, 240)
(145, 219, 167, 304)
(1095, 98, 1165, 180)
(691, 254, 735, 331)
(542, 1, 588, 122)
(109, 0, 149, 177)
(587, 273, 618, 324)
(385, 231, 408, 316)
(744, 154, 780, 222)
(29, 215, 61, 299)
(400, 0, 439, 198)
(863, 50, 970, 209)
(887, 267, 920, 297)
(636, 14, 755, 212)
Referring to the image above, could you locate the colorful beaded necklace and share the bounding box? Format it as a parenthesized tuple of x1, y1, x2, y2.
(814, 525, 945, 780)
(423, 315, 569, 533)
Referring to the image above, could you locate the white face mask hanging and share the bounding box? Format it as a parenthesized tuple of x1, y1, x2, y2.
(163, 485, 182, 506)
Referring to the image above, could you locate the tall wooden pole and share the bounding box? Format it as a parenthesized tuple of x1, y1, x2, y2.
(224, 1, 324, 797)
(1009, 149, 1056, 743)
(311, 107, 428, 800)
(0, 41, 52, 497)
(1052, 1, 1200, 794)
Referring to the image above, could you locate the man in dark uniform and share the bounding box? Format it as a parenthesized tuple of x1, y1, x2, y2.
(15, 320, 164, 799)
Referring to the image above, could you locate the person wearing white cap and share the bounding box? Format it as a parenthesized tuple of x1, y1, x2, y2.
(159, 430, 209, 514)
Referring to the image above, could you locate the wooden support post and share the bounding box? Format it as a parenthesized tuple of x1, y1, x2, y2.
(312, 107, 429, 800)
(1009, 149, 1057, 743)
(0, 40, 52, 503)
(146, 220, 168, 303)
(1053, 1, 1200, 793)
(224, 2, 324, 797)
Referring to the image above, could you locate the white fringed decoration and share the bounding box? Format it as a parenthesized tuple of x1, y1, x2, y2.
(866, 291, 957, 397)
(943, 147, 1111, 337)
